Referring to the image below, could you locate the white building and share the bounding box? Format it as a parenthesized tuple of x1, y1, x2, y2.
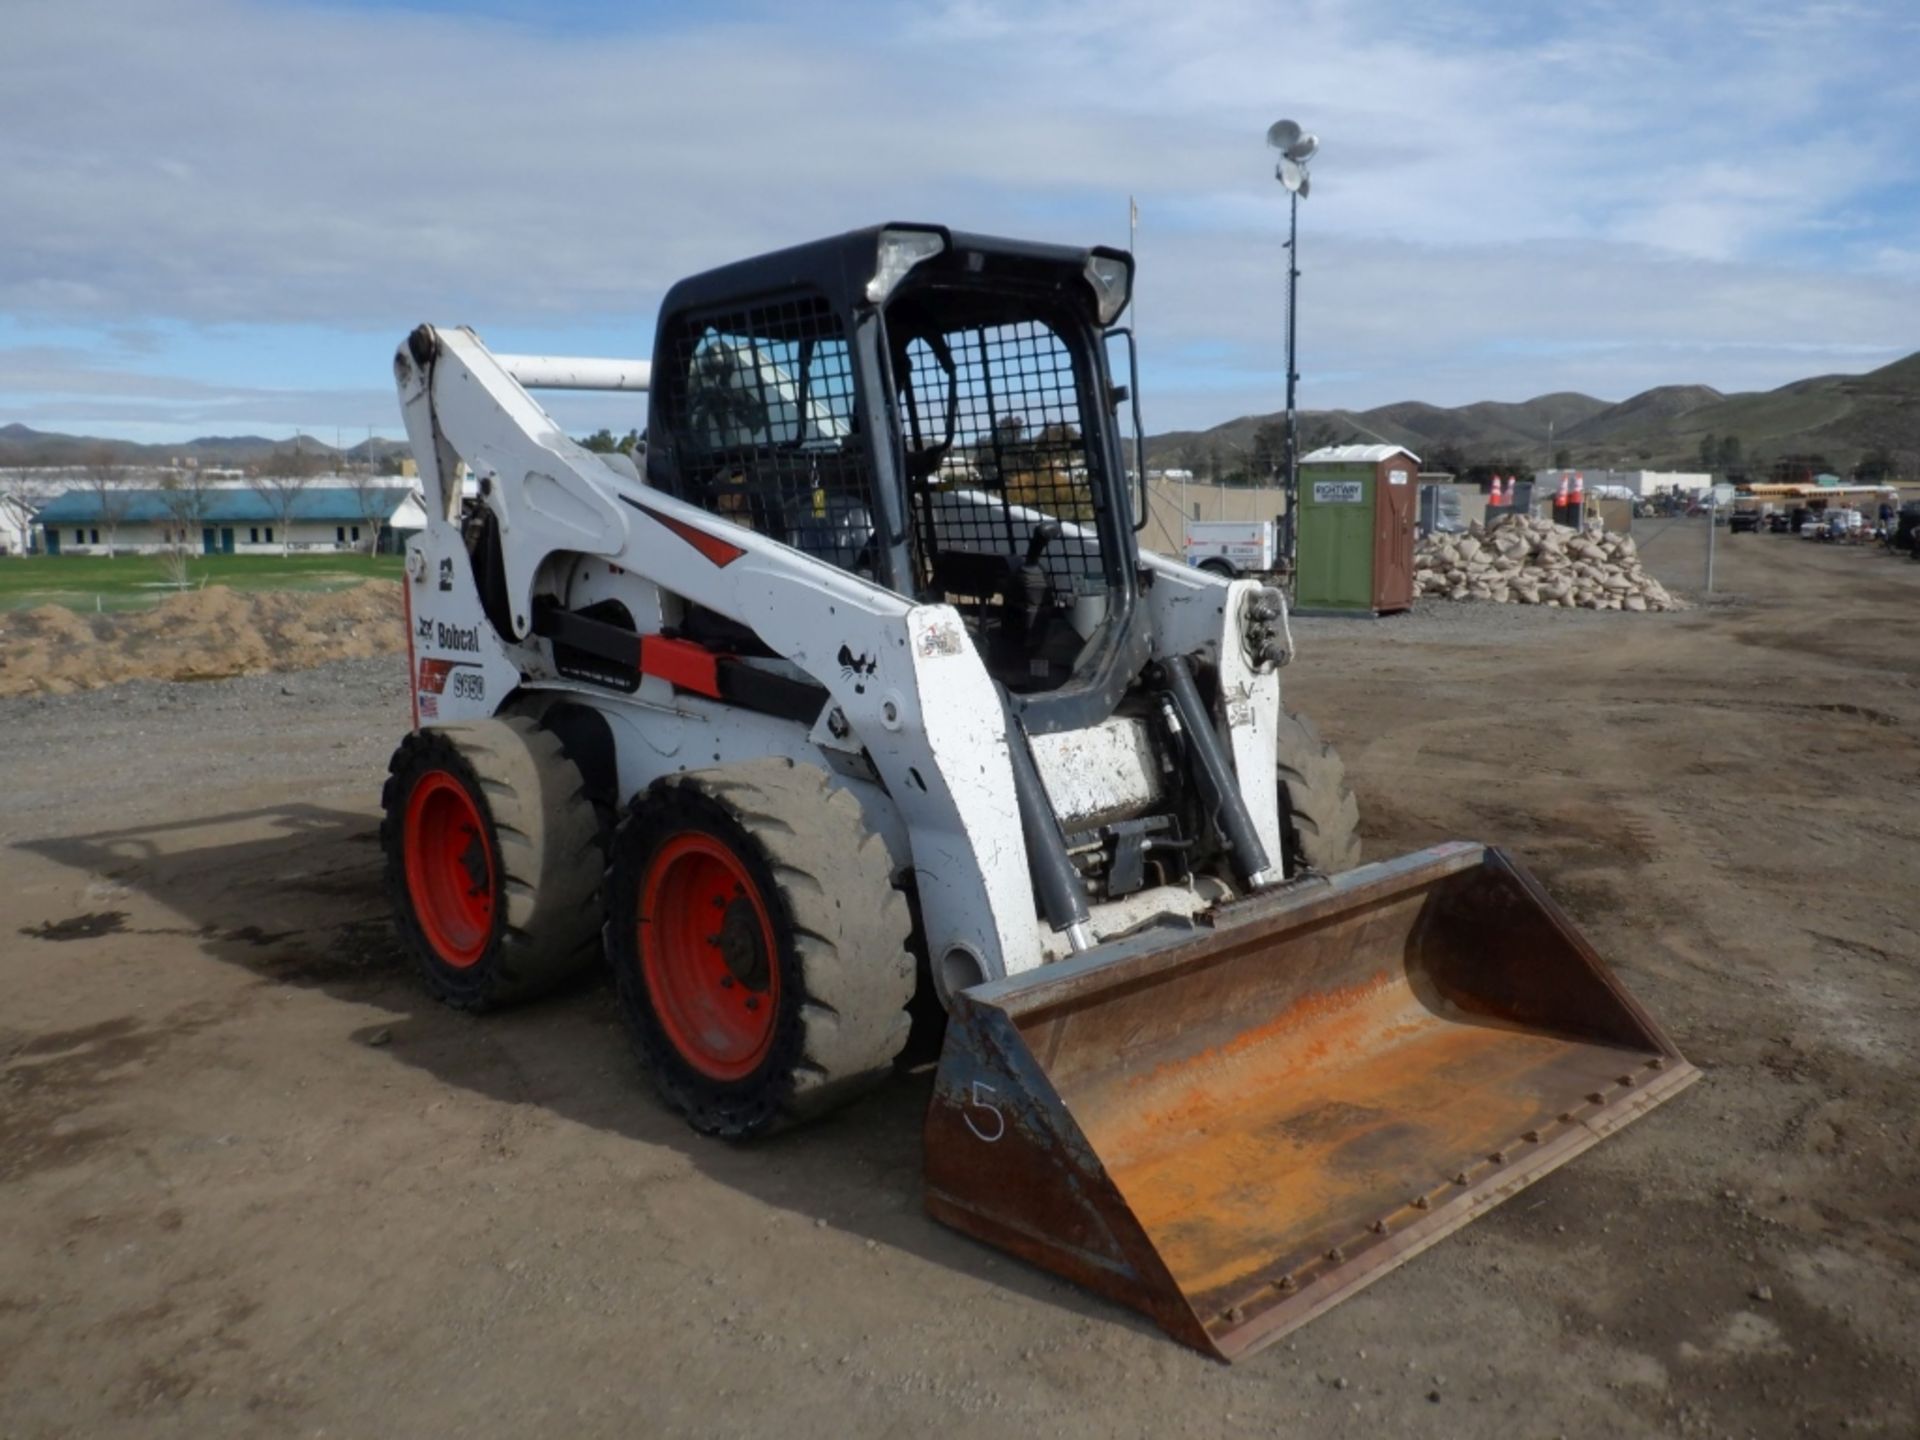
(0, 468, 85, 555)
(1532, 468, 1712, 498)
(32, 482, 418, 555)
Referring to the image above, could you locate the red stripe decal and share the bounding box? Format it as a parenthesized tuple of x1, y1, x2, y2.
(639, 636, 723, 698)
(401, 578, 420, 731)
(417, 658, 460, 695)
(636, 503, 747, 568)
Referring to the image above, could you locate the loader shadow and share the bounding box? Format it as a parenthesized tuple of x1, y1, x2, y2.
(17, 802, 1152, 1341)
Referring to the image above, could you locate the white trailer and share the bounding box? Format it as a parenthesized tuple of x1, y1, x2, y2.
(1182, 518, 1277, 577)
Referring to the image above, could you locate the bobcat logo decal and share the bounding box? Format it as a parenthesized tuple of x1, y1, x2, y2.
(837, 644, 877, 694)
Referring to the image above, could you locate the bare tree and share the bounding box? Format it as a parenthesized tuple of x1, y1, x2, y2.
(157, 469, 213, 544)
(347, 470, 391, 554)
(0, 468, 59, 555)
(83, 447, 135, 556)
(251, 446, 320, 557)
(156, 469, 214, 585)
(252, 472, 312, 557)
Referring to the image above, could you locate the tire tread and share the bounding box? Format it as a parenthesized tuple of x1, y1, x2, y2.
(1273, 707, 1362, 876)
(606, 758, 913, 1139)
(381, 714, 606, 1011)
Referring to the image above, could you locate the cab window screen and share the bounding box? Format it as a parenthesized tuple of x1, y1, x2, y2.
(903, 316, 1102, 585)
(669, 293, 875, 574)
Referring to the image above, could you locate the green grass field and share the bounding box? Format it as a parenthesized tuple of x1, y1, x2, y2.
(0, 553, 404, 612)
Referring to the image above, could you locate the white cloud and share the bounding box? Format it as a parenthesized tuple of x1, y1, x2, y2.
(0, 343, 398, 433)
(0, 0, 1915, 435)
(1134, 230, 1918, 426)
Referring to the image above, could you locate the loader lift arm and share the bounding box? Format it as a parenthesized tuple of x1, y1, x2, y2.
(394, 322, 1052, 989)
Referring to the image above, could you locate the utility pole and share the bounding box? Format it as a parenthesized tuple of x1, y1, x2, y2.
(1705, 484, 1717, 594)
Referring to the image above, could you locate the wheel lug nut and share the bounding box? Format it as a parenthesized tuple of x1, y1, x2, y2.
(720, 976, 735, 988)
(744, 996, 760, 1011)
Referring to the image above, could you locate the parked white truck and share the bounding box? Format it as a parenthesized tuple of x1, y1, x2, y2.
(1182, 518, 1278, 577)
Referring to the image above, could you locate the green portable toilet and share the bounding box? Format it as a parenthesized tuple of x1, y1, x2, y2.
(1294, 445, 1419, 614)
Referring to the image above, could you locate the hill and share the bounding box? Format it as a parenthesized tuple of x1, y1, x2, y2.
(1558, 385, 1724, 443)
(1146, 351, 1920, 479)
(0, 426, 408, 471)
(6, 348, 1916, 482)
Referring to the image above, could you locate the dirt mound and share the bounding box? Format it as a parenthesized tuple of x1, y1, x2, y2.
(0, 581, 407, 695)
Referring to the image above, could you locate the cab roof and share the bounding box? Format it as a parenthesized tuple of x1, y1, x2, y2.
(656, 223, 1119, 323)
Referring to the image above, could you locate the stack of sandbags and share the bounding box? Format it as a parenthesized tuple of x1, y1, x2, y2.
(1415, 515, 1683, 612)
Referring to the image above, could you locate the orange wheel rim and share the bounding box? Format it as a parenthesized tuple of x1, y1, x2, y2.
(638, 832, 779, 1081)
(403, 771, 495, 967)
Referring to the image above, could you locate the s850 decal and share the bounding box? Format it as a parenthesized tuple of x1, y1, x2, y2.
(416, 657, 485, 719)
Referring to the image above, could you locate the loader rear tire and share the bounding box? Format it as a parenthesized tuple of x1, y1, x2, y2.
(1274, 707, 1362, 876)
(606, 759, 915, 1140)
(382, 716, 606, 1010)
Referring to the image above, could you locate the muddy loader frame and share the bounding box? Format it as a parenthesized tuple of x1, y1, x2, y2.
(382, 222, 1697, 1361)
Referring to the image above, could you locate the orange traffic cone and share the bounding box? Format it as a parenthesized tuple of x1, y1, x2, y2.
(1555, 473, 1570, 519)
(1572, 472, 1585, 523)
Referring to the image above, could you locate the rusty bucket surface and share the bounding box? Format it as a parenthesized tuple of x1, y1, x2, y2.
(923, 842, 1698, 1361)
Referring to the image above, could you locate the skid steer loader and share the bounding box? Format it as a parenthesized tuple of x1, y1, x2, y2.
(382, 223, 1696, 1360)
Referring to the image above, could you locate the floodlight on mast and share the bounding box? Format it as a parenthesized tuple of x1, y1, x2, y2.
(1265, 119, 1318, 588)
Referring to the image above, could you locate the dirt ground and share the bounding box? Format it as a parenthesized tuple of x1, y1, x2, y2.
(2, 525, 1916, 1439)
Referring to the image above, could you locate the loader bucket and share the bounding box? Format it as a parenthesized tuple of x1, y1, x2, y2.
(923, 842, 1697, 1361)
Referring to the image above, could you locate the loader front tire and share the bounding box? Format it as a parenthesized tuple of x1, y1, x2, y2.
(1273, 707, 1362, 876)
(382, 716, 605, 1010)
(606, 759, 915, 1140)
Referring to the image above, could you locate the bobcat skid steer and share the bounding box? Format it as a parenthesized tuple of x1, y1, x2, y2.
(383, 224, 1696, 1361)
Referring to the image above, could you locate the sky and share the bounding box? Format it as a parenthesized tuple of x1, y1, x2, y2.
(3, 0, 1918, 444)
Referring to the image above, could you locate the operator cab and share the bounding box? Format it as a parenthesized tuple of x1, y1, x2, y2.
(648, 225, 1148, 729)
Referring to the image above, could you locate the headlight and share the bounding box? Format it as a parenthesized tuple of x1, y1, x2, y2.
(1084, 252, 1132, 325)
(867, 227, 948, 304)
